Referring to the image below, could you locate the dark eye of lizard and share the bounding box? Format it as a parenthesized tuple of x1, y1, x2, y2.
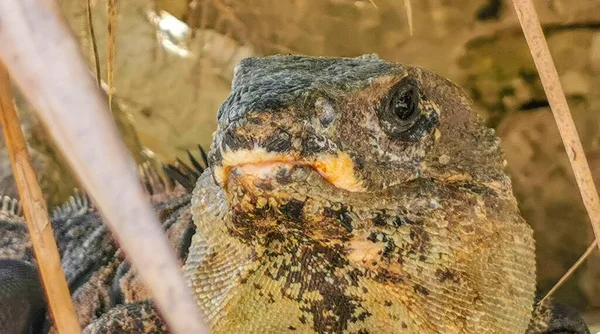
(391, 84, 419, 124)
(378, 78, 436, 142)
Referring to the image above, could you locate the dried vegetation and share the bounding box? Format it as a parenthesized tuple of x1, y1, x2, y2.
(1, 0, 600, 330)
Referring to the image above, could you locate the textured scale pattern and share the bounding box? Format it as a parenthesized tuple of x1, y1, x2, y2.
(184, 170, 536, 333)
(182, 55, 539, 333)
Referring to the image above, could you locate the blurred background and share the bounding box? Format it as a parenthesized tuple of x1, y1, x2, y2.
(1, 0, 600, 328)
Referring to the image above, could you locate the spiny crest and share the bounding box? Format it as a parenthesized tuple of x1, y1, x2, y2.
(49, 145, 209, 221)
(136, 156, 194, 197)
(51, 189, 93, 220)
(139, 161, 170, 196)
(139, 145, 208, 195)
(162, 145, 209, 192)
(0, 195, 22, 218)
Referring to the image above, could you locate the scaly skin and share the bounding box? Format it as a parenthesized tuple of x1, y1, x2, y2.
(184, 55, 536, 333)
(0, 183, 197, 332)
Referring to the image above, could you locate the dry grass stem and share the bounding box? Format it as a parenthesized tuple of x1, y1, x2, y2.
(87, 0, 101, 88)
(107, 0, 117, 110)
(511, 0, 600, 248)
(403, 0, 413, 36)
(0, 63, 81, 333)
(212, 0, 247, 37)
(192, 0, 210, 98)
(0, 1, 209, 332)
(186, 0, 200, 36)
(511, 0, 600, 302)
(540, 240, 598, 304)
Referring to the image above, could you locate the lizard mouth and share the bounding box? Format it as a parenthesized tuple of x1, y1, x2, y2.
(213, 148, 365, 192)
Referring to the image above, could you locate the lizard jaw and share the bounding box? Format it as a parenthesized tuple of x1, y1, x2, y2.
(213, 147, 365, 192)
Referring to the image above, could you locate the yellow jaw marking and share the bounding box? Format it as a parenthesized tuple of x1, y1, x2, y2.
(215, 148, 365, 192)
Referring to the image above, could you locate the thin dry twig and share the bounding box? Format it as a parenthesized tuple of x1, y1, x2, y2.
(0, 63, 81, 333)
(403, 0, 413, 36)
(540, 240, 598, 304)
(0, 1, 209, 333)
(107, 0, 117, 110)
(511, 0, 600, 298)
(192, 0, 210, 100)
(211, 0, 248, 39)
(512, 0, 600, 247)
(186, 0, 201, 34)
(87, 0, 101, 88)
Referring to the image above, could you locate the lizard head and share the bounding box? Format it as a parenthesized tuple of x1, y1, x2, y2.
(209, 55, 509, 208)
(210, 54, 442, 193)
(195, 55, 535, 333)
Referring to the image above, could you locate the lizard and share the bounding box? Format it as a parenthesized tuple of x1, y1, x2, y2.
(0, 55, 590, 333)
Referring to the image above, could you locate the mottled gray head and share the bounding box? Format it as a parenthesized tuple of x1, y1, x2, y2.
(209, 55, 505, 193)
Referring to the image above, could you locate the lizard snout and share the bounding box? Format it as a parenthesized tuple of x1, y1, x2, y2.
(209, 114, 366, 192)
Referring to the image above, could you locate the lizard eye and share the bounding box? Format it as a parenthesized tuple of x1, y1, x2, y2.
(378, 78, 436, 142)
(388, 83, 420, 128)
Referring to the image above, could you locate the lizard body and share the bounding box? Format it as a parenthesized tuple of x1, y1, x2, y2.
(185, 55, 535, 333)
(0, 55, 589, 333)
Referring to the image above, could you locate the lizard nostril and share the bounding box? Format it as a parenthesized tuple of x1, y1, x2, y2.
(222, 125, 252, 152)
(315, 97, 336, 128)
(264, 129, 292, 153)
(302, 134, 329, 156)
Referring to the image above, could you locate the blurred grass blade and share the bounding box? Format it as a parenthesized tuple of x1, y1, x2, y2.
(0, 1, 209, 333)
